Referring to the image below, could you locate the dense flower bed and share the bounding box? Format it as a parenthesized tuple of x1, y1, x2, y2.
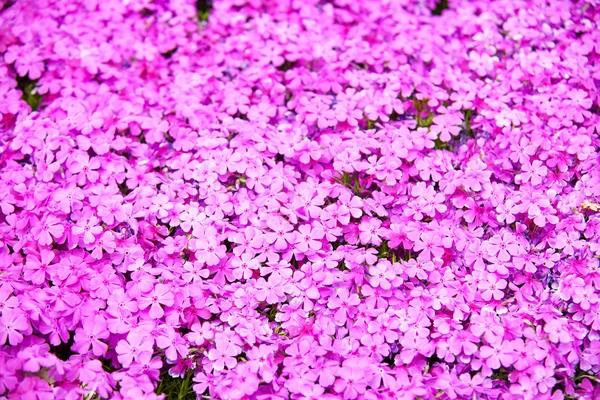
(1, 0, 600, 399)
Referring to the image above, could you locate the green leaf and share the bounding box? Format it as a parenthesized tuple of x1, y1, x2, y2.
(431, 0, 449, 16)
(155, 370, 197, 400)
(16, 75, 43, 111)
(195, 0, 212, 22)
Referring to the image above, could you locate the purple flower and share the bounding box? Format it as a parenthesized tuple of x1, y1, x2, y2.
(31, 215, 64, 246)
(334, 360, 370, 399)
(479, 339, 515, 370)
(207, 341, 238, 371)
(72, 320, 109, 356)
(0, 0, 598, 397)
(137, 284, 175, 319)
(358, 218, 383, 246)
(328, 288, 360, 325)
(116, 333, 154, 368)
(0, 309, 29, 345)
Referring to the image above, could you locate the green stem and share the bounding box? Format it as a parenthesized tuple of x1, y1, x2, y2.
(575, 374, 599, 382)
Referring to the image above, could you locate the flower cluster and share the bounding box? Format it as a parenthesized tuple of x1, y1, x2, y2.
(1, 0, 600, 399)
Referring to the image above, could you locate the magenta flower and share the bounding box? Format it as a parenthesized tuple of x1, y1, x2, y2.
(516, 160, 548, 186)
(179, 205, 206, 232)
(194, 237, 226, 266)
(208, 341, 238, 371)
(31, 215, 64, 246)
(23, 249, 55, 285)
(469, 310, 505, 343)
(97, 202, 127, 226)
(264, 217, 295, 250)
(449, 330, 479, 356)
(67, 152, 101, 185)
(328, 288, 360, 325)
(17, 343, 56, 373)
(138, 284, 175, 319)
(53, 184, 84, 214)
(298, 95, 337, 130)
(0, 309, 29, 345)
(360, 333, 390, 360)
(247, 344, 277, 383)
(116, 333, 154, 368)
(0, 0, 598, 397)
(295, 224, 324, 253)
(72, 321, 109, 356)
(72, 216, 103, 244)
(129, 352, 162, 381)
(554, 231, 583, 256)
(4, 46, 44, 79)
(358, 217, 383, 246)
(368, 262, 396, 290)
(156, 326, 189, 361)
(255, 274, 286, 304)
(478, 272, 507, 301)
(430, 113, 462, 142)
(334, 362, 369, 399)
(414, 231, 444, 262)
(479, 339, 515, 370)
(230, 253, 259, 280)
(485, 231, 521, 262)
(511, 339, 547, 371)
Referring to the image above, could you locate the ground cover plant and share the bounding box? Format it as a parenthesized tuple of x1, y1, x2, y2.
(0, 0, 600, 399)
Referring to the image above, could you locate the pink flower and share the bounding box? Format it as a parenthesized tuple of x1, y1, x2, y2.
(367, 312, 400, 343)
(295, 224, 324, 253)
(4, 45, 44, 79)
(180, 205, 206, 233)
(368, 262, 396, 290)
(23, 249, 55, 285)
(72, 216, 102, 244)
(73, 321, 109, 356)
(486, 231, 521, 262)
(468, 51, 496, 76)
(53, 184, 84, 214)
(478, 273, 507, 301)
(479, 339, 514, 370)
(91, 231, 117, 259)
(572, 285, 598, 310)
(156, 326, 189, 361)
(430, 113, 462, 142)
(208, 341, 238, 371)
(334, 362, 369, 399)
(67, 152, 101, 185)
(97, 202, 126, 225)
(469, 310, 504, 343)
(516, 160, 548, 186)
(186, 321, 214, 346)
(553, 231, 582, 256)
(449, 330, 479, 356)
(0, 309, 29, 345)
(358, 217, 383, 246)
(149, 194, 174, 219)
(194, 237, 226, 266)
(255, 274, 286, 304)
(230, 253, 259, 280)
(328, 288, 360, 325)
(511, 339, 546, 371)
(264, 217, 295, 250)
(322, 203, 351, 227)
(31, 215, 64, 246)
(116, 333, 154, 367)
(298, 95, 337, 130)
(414, 231, 444, 262)
(138, 284, 175, 319)
(360, 333, 390, 360)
